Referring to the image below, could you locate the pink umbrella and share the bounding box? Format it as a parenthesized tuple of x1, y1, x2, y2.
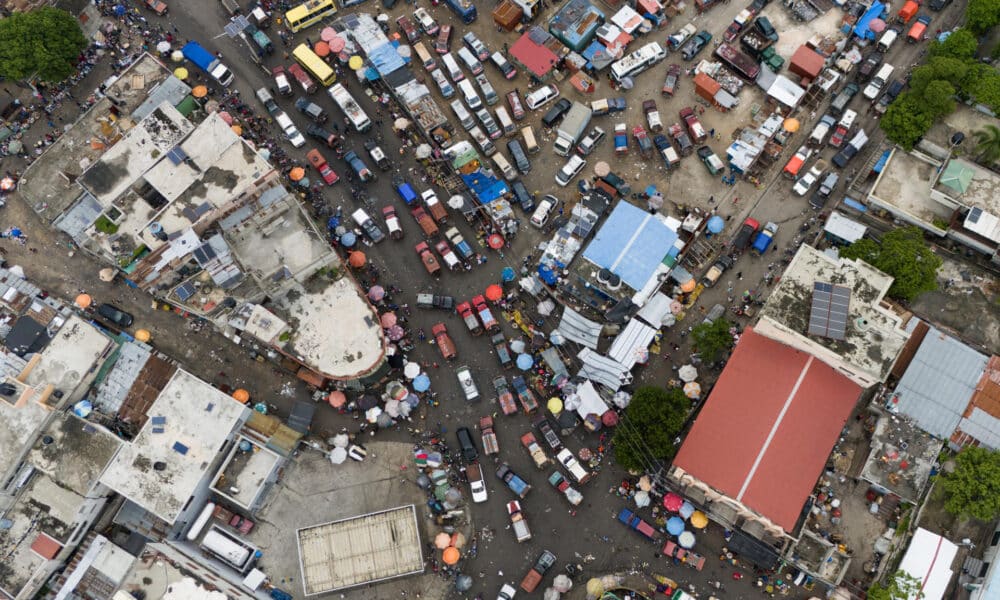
(217, 111, 233, 125)
(663, 492, 684, 512)
(327, 391, 346, 408)
(321, 27, 337, 41)
(601, 411, 619, 427)
(329, 36, 346, 53)
(869, 18, 886, 33)
(381, 312, 397, 328)
(368, 286, 385, 302)
(387, 325, 405, 341)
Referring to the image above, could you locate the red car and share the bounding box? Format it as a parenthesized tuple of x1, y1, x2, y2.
(435, 24, 452, 54)
(506, 91, 526, 121)
(396, 15, 419, 43)
(472, 294, 499, 332)
(306, 149, 339, 185)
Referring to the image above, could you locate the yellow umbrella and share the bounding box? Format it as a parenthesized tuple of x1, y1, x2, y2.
(690, 510, 709, 528)
(135, 329, 152, 343)
(547, 397, 563, 414)
(783, 117, 800, 132)
(173, 67, 188, 80)
(586, 578, 605, 597)
(231, 125, 243, 136)
(348, 55, 363, 70)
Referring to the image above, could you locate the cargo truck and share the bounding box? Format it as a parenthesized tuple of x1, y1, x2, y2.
(479, 416, 499, 455)
(751, 222, 778, 255)
(553, 102, 593, 157)
(182, 41, 234, 86)
(714, 43, 760, 80)
(617, 507, 657, 540)
(494, 376, 518, 415)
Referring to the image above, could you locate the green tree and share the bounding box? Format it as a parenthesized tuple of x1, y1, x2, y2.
(910, 57, 970, 95)
(691, 317, 735, 362)
(867, 571, 924, 600)
(938, 446, 1000, 521)
(880, 94, 934, 151)
(966, 0, 1000, 34)
(921, 80, 957, 116)
(0, 8, 87, 83)
(840, 226, 942, 302)
(612, 386, 689, 473)
(929, 28, 978, 60)
(972, 124, 1000, 164)
(968, 69, 1000, 112)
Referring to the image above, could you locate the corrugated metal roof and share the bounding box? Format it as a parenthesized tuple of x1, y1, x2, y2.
(957, 408, 1000, 450)
(892, 327, 988, 439)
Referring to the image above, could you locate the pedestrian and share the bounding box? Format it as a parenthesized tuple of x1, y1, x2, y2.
(736, 271, 743, 280)
(708, 195, 714, 203)
(709, 128, 715, 138)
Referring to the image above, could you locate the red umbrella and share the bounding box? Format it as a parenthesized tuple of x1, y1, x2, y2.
(327, 391, 346, 408)
(381, 312, 397, 328)
(314, 41, 330, 57)
(663, 492, 684, 512)
(601, 411, 619, 427)
(485, 284, 503, 302)
(488, 234, 504, 249)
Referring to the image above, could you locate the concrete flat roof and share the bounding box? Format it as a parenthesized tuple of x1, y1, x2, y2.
(26, 412, 122, 496)
(23, 314, 112, 399)
(100, 370, 248, 523)
(297, 505, 423, 595)
(868, 149, 950, 230)
(275, 278, 385, 380)
(0, 381, 50, 480)
(211, 435, 281, 509)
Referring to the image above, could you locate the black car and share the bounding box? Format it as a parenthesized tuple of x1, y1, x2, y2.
(97, 303, 133, 328)
(533, 415, 562, 450)
(306, 124, 339, 148)
(754, 16, 778, 41)
(511, 181, 536, 212)
(541, 98, 572, 128)
(416, 293, 455, 310)
(456, 427, 479, 463)
(294, 97, 328, 123)
(928, 0, 950, 10)
(681, 31, 712, 61)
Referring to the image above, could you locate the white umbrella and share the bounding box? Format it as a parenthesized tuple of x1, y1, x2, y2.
(333, 433, 350, 448)
(612, 391, 631, 409)
(415, 143, 433, 159)
(365, 406, 382, 422)
(634, 490, 651, 508)
(376, 12, 390, 22)
(563, 394, 581, 412)
(679, 365, 698, 382)
(448, 194, 465, 209)
(510, 339, 526, 353)
(537, 299, 556, 316)
(552, 574, 573, 593)
(385, 399, 401, 417)
(404, 362, 421, 379)
(156, 40, 171, 53)
(330, 447, 348, 464)
(662, 313, 676, 327)
(397, 45, 411, 57)
(543, 588, 561, 600)
(678, 530, 696, 548)
(393, 117, 411, 130)
(171, 50, 184, 62)
(398, 401, 412, 416)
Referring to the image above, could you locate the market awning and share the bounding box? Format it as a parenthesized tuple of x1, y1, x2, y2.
(607, 319, 657, 370)
(577, 348, 632, 391)
(557, 307, 602, 349)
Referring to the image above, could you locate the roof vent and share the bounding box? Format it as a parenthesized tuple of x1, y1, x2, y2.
(42, 435, 54, 446)
(855, 317, 870, 331)
(153, 461, 167, 471)
(597, 268, 611, 284)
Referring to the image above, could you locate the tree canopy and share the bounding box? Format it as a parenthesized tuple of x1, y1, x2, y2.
(880, 94, 936, 151)
(612, 386, 689, 473)
(929, 28, 978, 60)
(966, 0, 1000, 34)
(0, 7, 87, 83)
(691, 317, 735, 362)
(938, 446, 1000, 521)
(867, 571, 924, 600)
(840, 226, 941, 302)
(973, 125, 1000, 164)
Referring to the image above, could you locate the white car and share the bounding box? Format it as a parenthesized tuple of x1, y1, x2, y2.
(557, 448, 591, 483)
(525, 84, 560, 110)
(468, 463, 488, 503)
(456, 366, 480, 401)
(555, 154, 586, 186)
(274, 111, 305, 147)
(413, 7, 439, 35)
(497, 583, 517, 600)
(430, 69, 455, 98)
(793, 165, 824, 196)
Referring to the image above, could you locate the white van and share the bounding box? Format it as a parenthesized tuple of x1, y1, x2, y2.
(450, 99, 475, 130)
(877, 29, 898, 52)
(521, 126, 539, 154)
(863, 64, 894, 99)
(456, 46, 484, 75)
(457, 79, 483, 110)
(555, 155, 586, 186)
(492, 152, 517, 180)
(530, 197, 555, 228)
(495, 106, 515, 135)
(469, 126, 496, 155)
(440, 53, 464, 82)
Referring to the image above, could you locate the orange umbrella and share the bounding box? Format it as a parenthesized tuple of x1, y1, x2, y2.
(192, 85, 208, 98)
(289, 167, 306, 182)
(680, 279, 697, 293)
(232, 389, 250, 404)
(485, 284, 503, 302)
(231, 125, 243, 136)
(348, 251, 366, 268)
(328, 391, 346, 408)
(75, 293, 92, 308)
(314, 41, 330, 57)
(135, 329, 151, 343)
(442, 546, 460, 565)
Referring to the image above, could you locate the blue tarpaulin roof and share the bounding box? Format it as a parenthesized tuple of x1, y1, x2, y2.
(368, 42, 406, 77)
(461, 171, 509, 204)
(853, 2, 885, 40)
(581, 201, 678, 291)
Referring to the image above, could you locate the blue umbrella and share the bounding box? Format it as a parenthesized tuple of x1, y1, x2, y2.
(340, 232, 356, 247)
(72, 400, 92, 418)
(413, 374, 431, 392)
(707, 215, 725, 234)
(645, 184, 657, 196)
(516, 353, 534, 370)
(501, 267, 516, 282)
(667, 516, 685, 535)
(114, 4, 126, 15)
(679, 501, 695, 519)
(405, 393, 420, 407)
(327, 216, 340, 230)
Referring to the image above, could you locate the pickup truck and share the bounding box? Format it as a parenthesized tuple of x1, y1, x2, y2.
(431, 322, 456, 359)
(810, 172, 838, 210)
(520, 550, 557, 593)
(364, 139, 391, 171)
(507, 500, 532, 541)
(343, 151, 374, 182)
(533, 415, 562, 450)
(661, 64, 682, 97)
(751, 222, 778, 255)
(434, 240, 461, 271)
(521, 432, 552, 468)
(511, 375, 539, 414)
(382, 206, 402, 240)
(181, 41, 234, 86)
(732, 217, 760, 250)
(633, 125, 654, 159)
(668, 122, 693, 156)
(445, 227, 474, 259)
(832, 129, 868, 169)
(617, 507, 657, 540)
(306, 149, 339, 186)
(548, 470, 583, 505)
(667, 23, 696, 49)
(415, 242, 441, 275)
(679, 107, 708, 143)
(663, 540, 706, 570)
(492, 333, 513, 369)
(417, 294, 455, 310)
(654, 135, 680, 169)
(809, 114, 836, 146)
(829, 109, 856, 148)
(494, 376, 518, 415)
(557, 448, 591, 483)
(590, 97, 626, 115)
(497, 463, 531, 498)
(410, 206, 439, 238)
(422, 189, 449, 224)
(643, 100, 663, 133)
(307, 124, 340, 148)
(274, 112, 305, 148)
(614, 123, 628, 155)
(472, 295, 499, 333)
(701, 255, 734, 287)
(479, 416, 499, 455)
(456, 365, 480, 402)
(144, 0, 168, 15)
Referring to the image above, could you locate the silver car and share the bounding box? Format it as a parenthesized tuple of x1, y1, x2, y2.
(456, 365, 480, 402)
(475, 108, 501, 140)
(430, 69, 455, 98)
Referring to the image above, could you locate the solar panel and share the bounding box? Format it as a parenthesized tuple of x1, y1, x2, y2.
(166, 146, 188, 165)
(151, 416, 167, 425)
(172, 442, 189, 455)
(808, 281, 851, 341)
(968, 207, 982, 224)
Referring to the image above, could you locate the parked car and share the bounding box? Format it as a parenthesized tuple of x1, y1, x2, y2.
(511, 181, 535, 212)
(364, 139, 391, 171)
(525, 85, 560, 110)
(492, 333, 513, 369)
(793, 163, 825, 196)
(294, 97, 327, 123)
(435, 240, 461, 270)
(306, 124, 339, 148)
(497, 463, 531, 498)
(456, 426, 478, 462)
(434, 24, 452, 54)
(271, 66, 292, 95)
(456, 365, 480, 401)
(696, 145, 724, 175)
(662, 63, 682, 96)
(416, 293, 454, 310)
(555, 154, 586, 186)
(556, 448, 591, 483)
(432, 322, 456, 360)
(97, 303, 134, 328)
(681, 30, 713, 60)
(462, 31, 491, 61)
(306, 149, 339, 185)
(533, 415, 561, 450)
(413, 7, 440, 35)
(430, 69, 455, 98)
(506, 91, 526, 120)
(643, 99, 663, 132)
(396, 15, 419, 42)
(541, 98, 572, 127)
(576, 126, 606, 156)
(468, 462, 488, 503)
(520, 550, 557, 593)
(382, 206, 402, 239)
(633, 125, 654, 159)
(415, 241, 441, 275)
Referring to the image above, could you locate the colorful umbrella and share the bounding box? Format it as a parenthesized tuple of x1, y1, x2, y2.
(502, 267, 516, 282)
(384, 399, 401, 417)
(380, 312, 397, 328)
(404, 362, 421, 379)
(434, 532, 452, 549)
(368, 285, 385, 302)
(232, 389, 250, 403)
(358, 394, 378, 409)
(869, 18, 886, 33)
(679, 501, 695, 519)
(376, 411, 393, 428)
(413, 374, 431, 392)
(330, 447, 347, 464)
(321, 27, 337, 41)
(348, 251, 366, 268)
(332, 433, 349, 448)
(663, 492, 683, 512)
(678, 531, 696, 549)
(442, 546, 460, 565)
(314, 41, 330, 57)
(634, 490, 651, 508)
(288, 166, 305, 181)
(340, 232, 356, 247)
(173, 67, 188, 80)
(387, 325, 405, 341)
(329, 36, 346, 52)
(485, 284, 503, 301)
(488, 234, 504, 249)
(516, 353, 534, 370)
(365, 406, 382, 422)
(684, 381, 701, 399)
(547, 397, 563, 414)
(601, 411, 618, 427)
(707, 215, 725, 234)
(667, 516, 685, 535)
(348, 55, 364, 70)
(594, 161, 610, 177)
(192, 85, 208, 98)
(690, 510, 708, 529)
(75, 293, 92, 308)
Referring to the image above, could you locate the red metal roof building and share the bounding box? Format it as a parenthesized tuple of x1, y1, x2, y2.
(672, 328, 861, 536)
(509, 29, 561, 80)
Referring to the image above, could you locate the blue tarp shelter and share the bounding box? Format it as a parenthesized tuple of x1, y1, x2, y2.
(581, 202, 678, 291)
(853, 2, 886, 40)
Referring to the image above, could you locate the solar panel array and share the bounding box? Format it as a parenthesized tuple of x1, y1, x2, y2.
(808, 282, 851, 341)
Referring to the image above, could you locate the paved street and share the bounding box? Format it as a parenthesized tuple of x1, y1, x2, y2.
(0, 0, 972, 596)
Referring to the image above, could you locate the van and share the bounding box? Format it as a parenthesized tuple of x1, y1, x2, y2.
(492, 152, 517, 180)
(907, 15, 931, 43)
(441, 53, 464, 81)
(457, 46, 484, 75)
(458, 79, 483, 110)
(511, 181, 535, 212)
(830, 82, 859, 116)
(490, 51, 517, 80)
(863, 64, 894, 99)
(469, 126, 496, 155)
(530, 197, 555, 228)
(877, 28, 898, 52)
(450, 100, 475, 130)
(413, 42, 436, 70)
(521, 126, 539, 154)
(507, 139, 530, 173)
(495, 106, 516, 135)
(475, 73, 498, 105)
